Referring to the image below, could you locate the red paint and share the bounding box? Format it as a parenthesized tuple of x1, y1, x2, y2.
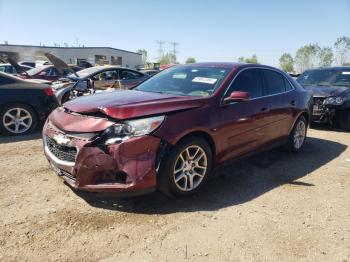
(43, 63, 312, 196)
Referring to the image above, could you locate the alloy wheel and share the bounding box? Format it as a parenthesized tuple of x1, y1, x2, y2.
(2, 107, 33, 134)
(173, 145, 208, 192)
(293, 120, 306, 149)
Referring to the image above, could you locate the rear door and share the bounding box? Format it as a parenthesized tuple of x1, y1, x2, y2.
(218, 68, 271, 161)
(261, 69, 297, 140)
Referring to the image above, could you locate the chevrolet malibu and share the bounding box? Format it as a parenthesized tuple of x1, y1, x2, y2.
(43, 63, 312, 197)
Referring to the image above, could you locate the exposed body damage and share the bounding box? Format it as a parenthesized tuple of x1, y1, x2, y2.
(43, 109, 161, 196)
(297, 67, 350, 130)
(43, 63, 312, 197)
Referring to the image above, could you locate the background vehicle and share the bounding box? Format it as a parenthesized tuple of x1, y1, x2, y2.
(43, 63, 312, 197)
(0, 72, 58, 135)
(53, 65, 149, 104)
(140, 69, 160, 76)
(20, 64, 82, 82)
(0, 63, 32, 74)
(297, 67, 350, 130)
(19, 61, 36, 68)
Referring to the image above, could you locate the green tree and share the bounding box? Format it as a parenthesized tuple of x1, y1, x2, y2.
(237, 55, 259, 64)
(185, 57, 196, 64)
(245, 54, 259, 64)
(237, 57, 245, 63)
(137, 49, 148, 65)
(279, 53, 294, 72)
(334, 36, 350, 65)
(158, 53, 172, 65)
(318, 47, 334, 67)
(294, 44, 320, 73)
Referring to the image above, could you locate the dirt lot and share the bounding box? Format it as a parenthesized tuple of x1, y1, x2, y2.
(0, 126, 349, 261)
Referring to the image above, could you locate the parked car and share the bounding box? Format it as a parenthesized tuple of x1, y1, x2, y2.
(19, 61, 36, 68)
(19, 64, 82, 82)
(0, 72, 58, 135)
(140, 69, 160, 76)
(297, 67, 350, 130)
(0, 63, 33, 74)
(52, 65, 149, 104)
(43, 62, 312, 197)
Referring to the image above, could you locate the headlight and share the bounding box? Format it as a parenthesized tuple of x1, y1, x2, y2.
(323, 96, 344, 105)
(103, 115, 165, 144)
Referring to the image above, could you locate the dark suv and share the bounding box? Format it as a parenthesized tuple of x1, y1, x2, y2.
(43, 63, 312, 197)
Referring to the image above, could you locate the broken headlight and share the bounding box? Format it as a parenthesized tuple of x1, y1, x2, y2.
(103, 115, 165, 144)
(323, 96, 344, 105)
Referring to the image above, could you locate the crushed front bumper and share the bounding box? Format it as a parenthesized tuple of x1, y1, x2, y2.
(43, 121, 161, 196)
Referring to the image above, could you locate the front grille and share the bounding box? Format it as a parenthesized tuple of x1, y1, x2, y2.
(46, 136, 77, 163)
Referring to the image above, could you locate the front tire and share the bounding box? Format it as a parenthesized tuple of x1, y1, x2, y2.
(158, 137, 213, 197)
(0, 103, 38, 135)
(287, 115, 307, 152)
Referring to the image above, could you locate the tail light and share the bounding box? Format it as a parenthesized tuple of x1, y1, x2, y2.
(43, 87, 54, 96)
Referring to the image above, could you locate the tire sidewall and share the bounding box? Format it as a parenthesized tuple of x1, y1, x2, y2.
(158, 137, 213, 197)
(0, 103, 38, 135)
(289, 116, 307, 152)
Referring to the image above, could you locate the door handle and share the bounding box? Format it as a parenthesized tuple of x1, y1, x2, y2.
(261, 107, 268, 112)
(290, 100, 296, 106)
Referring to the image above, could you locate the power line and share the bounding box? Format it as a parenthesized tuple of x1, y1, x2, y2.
(170, 42, 179, 63)
(156, 40, 165, 59)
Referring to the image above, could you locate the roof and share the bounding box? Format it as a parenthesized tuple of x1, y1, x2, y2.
(0, 44, 141, 56)
(306, 66, 350, 71)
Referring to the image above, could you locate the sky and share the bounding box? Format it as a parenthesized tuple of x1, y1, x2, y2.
(0, 0, 349, 66)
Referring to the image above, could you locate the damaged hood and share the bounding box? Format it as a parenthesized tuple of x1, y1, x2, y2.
(304, 85, 350, 97)
(64, 90, 205, 120)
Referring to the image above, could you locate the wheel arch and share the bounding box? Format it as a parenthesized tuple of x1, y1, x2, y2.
(173, 130, 216, 164)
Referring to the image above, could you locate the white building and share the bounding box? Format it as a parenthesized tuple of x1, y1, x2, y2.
(0, 44, 142, 69)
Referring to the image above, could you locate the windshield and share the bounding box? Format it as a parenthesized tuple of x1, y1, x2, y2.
(297, 69, 350, 87)
(135, 65, 230, 97)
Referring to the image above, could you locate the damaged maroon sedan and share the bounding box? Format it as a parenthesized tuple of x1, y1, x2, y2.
(43, 63, 312, 197)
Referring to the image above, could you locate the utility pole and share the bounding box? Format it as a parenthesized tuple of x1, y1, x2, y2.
(170, 42, 179, 63)
(156, 40, 165, 60)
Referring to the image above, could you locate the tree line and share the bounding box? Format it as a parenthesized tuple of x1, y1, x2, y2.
(137, 36, 349, 71)
(279, 36, 350, 73)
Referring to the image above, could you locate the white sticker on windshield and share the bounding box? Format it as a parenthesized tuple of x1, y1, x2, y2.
(342, 72, 350, 75)
(192, 77, 217, 84)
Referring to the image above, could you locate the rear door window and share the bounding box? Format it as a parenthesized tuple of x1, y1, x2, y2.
(262, 69, 286, 95)
(120, 70, 143, 80)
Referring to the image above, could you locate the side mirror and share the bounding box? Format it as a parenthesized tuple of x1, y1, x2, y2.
(39, 71, 47, 76)
(224, 91, 250, 103)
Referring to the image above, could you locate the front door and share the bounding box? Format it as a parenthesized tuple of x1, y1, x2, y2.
(217, 68, 271, 162)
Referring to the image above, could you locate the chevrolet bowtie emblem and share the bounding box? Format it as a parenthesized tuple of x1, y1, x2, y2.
(53, 134, 70, 146)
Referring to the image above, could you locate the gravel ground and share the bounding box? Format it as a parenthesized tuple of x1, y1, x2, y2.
(0, 126, 349, 261)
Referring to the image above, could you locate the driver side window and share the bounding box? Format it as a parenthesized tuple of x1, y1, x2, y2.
(226, 69, 263, 99)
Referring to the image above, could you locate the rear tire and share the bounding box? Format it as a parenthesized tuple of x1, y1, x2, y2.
(0, 103, 38, 135)
(286, 115, 307, 152)
(157, 137, 213, 198)
(338, 109, 350, 131)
